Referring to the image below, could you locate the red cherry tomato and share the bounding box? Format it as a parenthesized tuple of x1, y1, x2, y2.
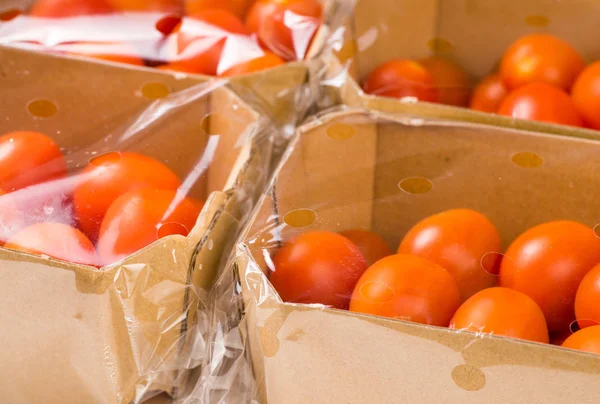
(571, 62, 600, 130)
(4, 222, 98, 266)
(0, 131, 67, 192)
(469, 74, 509, 113)
(499, 221, 600, 333)
(498, 83, 582, 127)
(245, 0, 323, 61)
(270, 231, 368, 309)
(350, 254, 461, 326)
(398, 209, 501, 302)
(418, 56, 471, 107)
(575, 263, 600, 328)
(29, 0, 114, 17)
(562, 326, 600, 355)
(362, 60, 438, 102)
(0, 190, 25, 245)
(339, 229, 392, 266)
(73, 152, 181, 242)
(184, 0, 254, 19)
(219, 51, 285, 76)
(500, 34, 584, 91)
(450, 287, 549, 343)
(98, 188, 202, 265)
(106, 0, 183, 13)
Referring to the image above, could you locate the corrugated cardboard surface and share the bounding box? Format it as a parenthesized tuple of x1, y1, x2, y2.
(238, 108, 600, 403)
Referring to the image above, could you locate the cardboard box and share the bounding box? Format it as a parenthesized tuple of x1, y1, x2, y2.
(235, 107, 600, 403)
(0, 45, 272, 404)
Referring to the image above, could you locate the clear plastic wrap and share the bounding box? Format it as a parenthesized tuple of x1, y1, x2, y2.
(206, 106, 600, 403)
(0, 45, 273, 403)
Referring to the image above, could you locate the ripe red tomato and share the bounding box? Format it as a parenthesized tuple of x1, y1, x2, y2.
(29, 0, 114, 17)
(245, 0, 323, 61)
(4, 222, 98, 266)
(418, 56, 471, 107)
(350, 254, 461, 326)
(450, 287, 549, 343)
(67, 42, 145, 66)
(571, 62, 600, 130)
(499, 221, 600, 333)
(498, 83, 582, 127)
(469, 74, 509, 113)
(575, 263, 600, 328)
(73, 152, 181, 242)
(270, 231, 368, 309)
(562, 326, 600, 355)
(219, 51, 285, 76)
(362, 60, 438, 102)
(398, 209, 501, 302)
(106, 0, 183, 13)
(500, 34, 584, 91)
(0, 190, 25, 245)
(339, 229, 392, 266)
(97, 188, 202, 265)
(184, 0, 254, 19)
(0, 131, 67, 192)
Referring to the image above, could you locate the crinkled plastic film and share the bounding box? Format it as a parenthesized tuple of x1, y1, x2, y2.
(206, 107, 600, 403)
(0, 45, 273, 403)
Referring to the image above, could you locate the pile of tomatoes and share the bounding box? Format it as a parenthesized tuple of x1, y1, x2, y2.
(1, 0, 323, 76)
(270, 209, 600, 356)
(0, 130, 203, 267)
(363, 33, 600, 130)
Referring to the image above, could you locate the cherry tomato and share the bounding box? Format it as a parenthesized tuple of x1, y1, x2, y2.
(0, 190, 25, 245)
(219, 51, 285, 76)
(339, 229, 392, 266)
(575, 263, 600, 328)
(499, 221, 600, 333)
(498, 83, 582, 127)
(469, 74, 509, 113)
(398, 209, 501, 302)
(98, 188, 202, 265)
(350, 254, 461, 326)
(418, 56, 471, 107)
(245, 0, 323, 61)
(29, 0, 114, 17)
(0, 131, 67, 192)
(4, 222, 98, 266)
(184, 0, 254, 19)
(68, 42, 145, 66)
(73, 152, 181, 242)
(571, 62, 600, 130)
(270, 231, 368, 309)
(450, 287, 549, 343)
(500, 34, 584, 91)
(362, 60, 438, 102)
(562, 326, 600, 355)
(106, 0, 183, 13)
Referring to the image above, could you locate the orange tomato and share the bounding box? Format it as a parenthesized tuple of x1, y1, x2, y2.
(184, 0, 254, 19)
(575, 263, 600, 328)
(362, 60, 438, 102)
(500, 34, 584, 91)
(245, 0, 322, 61)
(105, 0, 183, 13)
(469, 74, 509, 113)
(398, 209, 501, 302)
(270, 231, 368, 309)
(562, 326, 600, 355)
(499, 221, 600, 333)
(219, 51, 285, 76)
(350, 254, 461, 327)
(571, 62, 600, 130)
(450, 287, 549, 343)
(29, 0, 114, 17)
(418, 56, 471, 107)
(73, 152, 181, 242)
(498, 83, 582, 127)
(67, 42, 145, 66)
(0, 131, 67, 192)
(339, 229, 392, 266)
(4, 222, 98, 266)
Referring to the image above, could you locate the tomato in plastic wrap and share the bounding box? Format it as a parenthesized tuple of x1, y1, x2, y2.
(339, 229, 392, 266)
(0, 190, 25, 245)
(362, 60, 438, 102)
(184, 0, 254, 19)
(219, 51, 284, 76)
(469, 74, 509, 113)
(418, 56, 472, 107)
(575, 263, 600, 328)
(29, 0, 114, 17)
(106, 0, 183, 13)
(571, 62, 600, 130)
(562, 326, 600, 355)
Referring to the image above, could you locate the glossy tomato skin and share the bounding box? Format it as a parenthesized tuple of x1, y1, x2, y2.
(339, 229, 392, 266)
(362, 60, 438, 102)
(469, 74, 509, 113)
(219, 51, 284, 76)
(398, 209, 501, 302)
(270, 231, 368, 309)
(0, 131, 67, 192)
(73, 152, 181, 242)
(4, 222, 98, 266)
(350, 254, 461, 326)
(106, 0, 183, 13)
(98, 188, 202, 265)
(245, 0, 323, 61)
(499, 221, 600, 333)
(575, 263, 600, 328)
(498, 83, 583, 127)
(185, 0, 254, 19)
(562, 326, 600, 355)
(419, 56, 471, 107)
(450, 287, 549, 343)
(30, 0, 114, 17)
(500, 34, 584, 91)
(571, 62, 600, 130)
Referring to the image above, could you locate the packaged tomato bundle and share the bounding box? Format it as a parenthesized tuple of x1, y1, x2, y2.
(0, 45, 273, 403)
(203, 106, 600, 403)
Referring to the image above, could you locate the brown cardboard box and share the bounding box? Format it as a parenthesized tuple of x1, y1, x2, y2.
(235, 107, 600, 403)
(0, 45, 272, 403)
